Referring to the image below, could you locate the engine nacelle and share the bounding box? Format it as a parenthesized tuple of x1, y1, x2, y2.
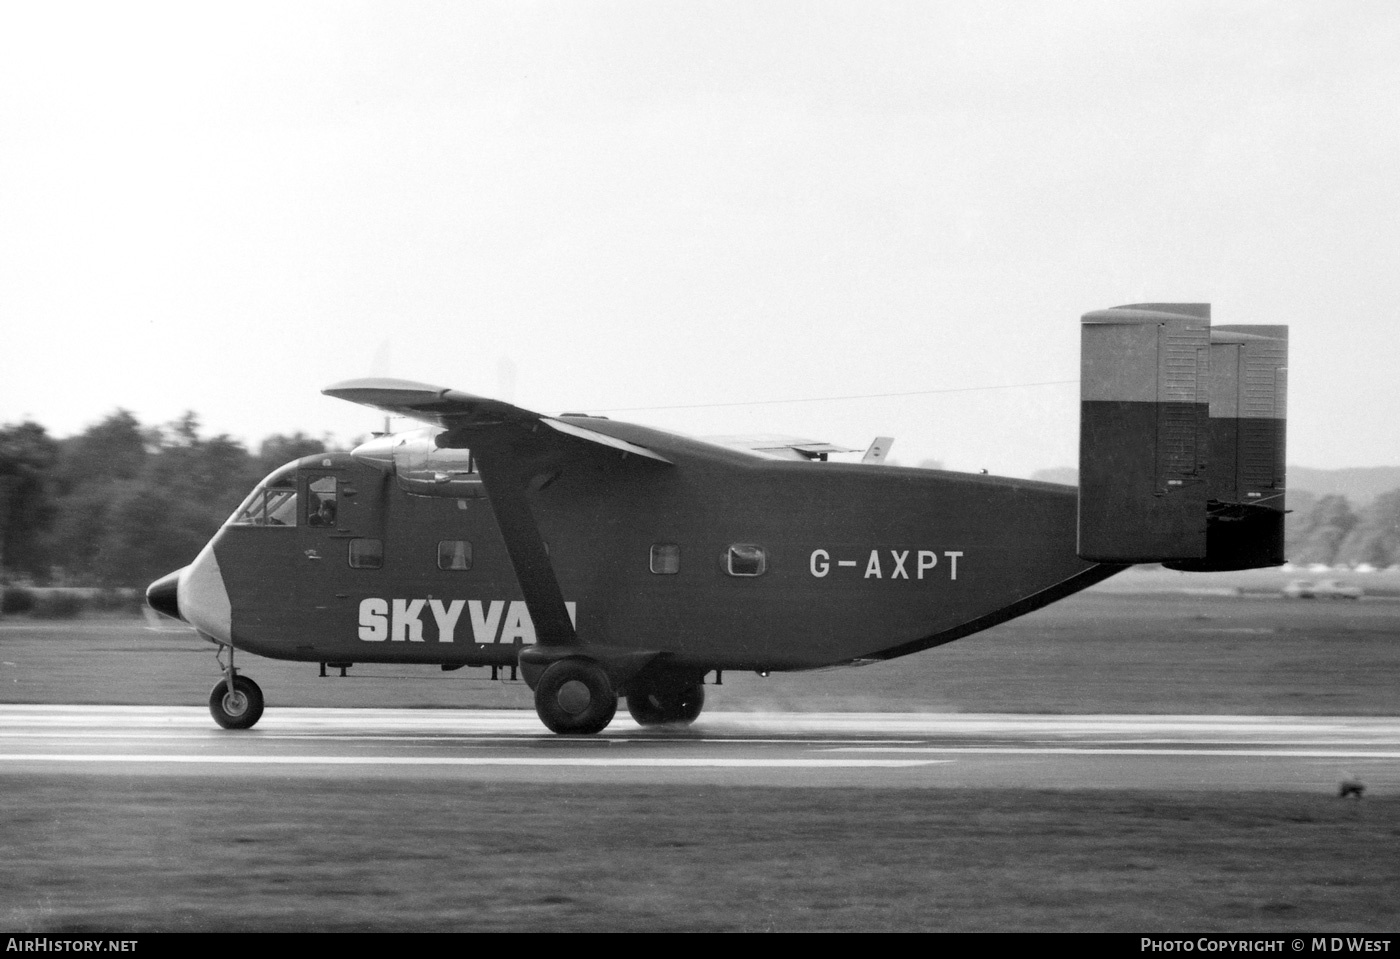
(350, 427, 484, 497)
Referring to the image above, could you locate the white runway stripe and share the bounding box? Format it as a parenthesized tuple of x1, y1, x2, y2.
(824, 746, 1400, 758)
(0, 754, 948, 768)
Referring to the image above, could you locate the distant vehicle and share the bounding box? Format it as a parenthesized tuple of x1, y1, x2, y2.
(1282, 579, 1363, 600)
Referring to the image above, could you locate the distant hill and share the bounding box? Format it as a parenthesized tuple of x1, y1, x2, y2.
(1287, 466, 1400, 506)
(1029, 465, 1400, 505)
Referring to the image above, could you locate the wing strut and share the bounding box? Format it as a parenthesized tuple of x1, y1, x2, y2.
(472, 445, 577, 647)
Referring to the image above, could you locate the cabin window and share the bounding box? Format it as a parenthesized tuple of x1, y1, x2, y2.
(348, 538, 383, 569)
(650, 543, 680, 575)
(725, 544, 767, 577)
(438, 540, 473, 570)
(306, 476, 338, 528)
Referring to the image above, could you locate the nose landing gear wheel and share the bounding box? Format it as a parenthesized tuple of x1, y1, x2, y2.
(626, 681, 705, 726)
(534, 659, 617, 735)
(209, 675, 264, 730)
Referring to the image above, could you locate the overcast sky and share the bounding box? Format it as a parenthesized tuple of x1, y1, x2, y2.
(2, 1, 1396, 477)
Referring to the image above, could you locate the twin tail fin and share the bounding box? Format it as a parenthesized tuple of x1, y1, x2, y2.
(1077, 303, 1287, 571)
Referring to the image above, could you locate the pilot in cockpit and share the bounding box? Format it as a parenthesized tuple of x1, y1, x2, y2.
(308, 498, 336, 528)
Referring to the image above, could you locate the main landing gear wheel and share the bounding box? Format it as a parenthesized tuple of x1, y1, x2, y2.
(534, 659, 617, 735)
(209, 675, 264, 730)
(626, 681, 705, 727)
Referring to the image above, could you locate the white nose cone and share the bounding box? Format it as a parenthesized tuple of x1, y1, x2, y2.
(177, 540, 232, 644)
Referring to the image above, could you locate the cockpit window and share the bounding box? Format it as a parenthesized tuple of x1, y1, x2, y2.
(228, 464, 299, 527)
(306, 476, 337, 528)
(230, 488, 297, 526)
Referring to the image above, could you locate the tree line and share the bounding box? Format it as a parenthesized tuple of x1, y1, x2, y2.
(1285, 489, 1400, 569)
(2, 410, 1398, 590)
(0, 410, 333, 589)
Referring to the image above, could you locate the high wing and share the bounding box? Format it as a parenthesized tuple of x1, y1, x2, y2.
(323, 378, 673, 654)
(322, 378, 672, 464)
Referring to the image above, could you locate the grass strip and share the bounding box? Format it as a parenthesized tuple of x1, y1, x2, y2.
(2, 777, 1397, 932)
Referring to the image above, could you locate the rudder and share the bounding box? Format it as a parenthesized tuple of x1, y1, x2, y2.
(1077, 304, 1287, 570)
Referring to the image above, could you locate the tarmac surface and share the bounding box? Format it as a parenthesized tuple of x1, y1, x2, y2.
(3, 705, 1398, 792)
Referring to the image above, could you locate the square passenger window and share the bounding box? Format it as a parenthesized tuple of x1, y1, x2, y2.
(438, 540, 473, 570)
(348, 538, 383, 569)
(725, 544, 766, 577)
(650, 543, 680, 575)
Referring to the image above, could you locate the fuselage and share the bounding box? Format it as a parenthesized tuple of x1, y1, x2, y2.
(148, 305, 1281, 735)
(189, 419, 1118, 672)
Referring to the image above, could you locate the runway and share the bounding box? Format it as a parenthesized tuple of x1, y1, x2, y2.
(2, 705, 1398, 791)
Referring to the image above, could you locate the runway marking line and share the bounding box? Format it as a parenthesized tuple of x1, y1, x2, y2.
(0, 732, 927, 746)
(6, 735, 1398, 755)
(0, 754, 950, 768)
(825, 747, 1400, 758)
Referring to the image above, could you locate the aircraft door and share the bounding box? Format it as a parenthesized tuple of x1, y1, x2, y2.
(303, 474, 337, 531)
(298, 468, 385, 541)
(299, 472, 347, 539)
(296, 469, 362, 632)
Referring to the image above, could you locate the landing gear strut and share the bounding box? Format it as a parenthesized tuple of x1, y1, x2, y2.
(209, 645, 264, 730)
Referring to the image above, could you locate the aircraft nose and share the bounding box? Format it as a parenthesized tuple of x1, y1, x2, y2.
(146, 568, 184, 621)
